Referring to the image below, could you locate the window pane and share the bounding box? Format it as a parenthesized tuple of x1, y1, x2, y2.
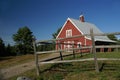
(66, 29, 72, 37)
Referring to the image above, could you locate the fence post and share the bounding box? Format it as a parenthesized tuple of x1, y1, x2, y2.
(116, 45, 119, 52)
(90, 29, 99, 72)
(78, 44, 82, 57)
(90, 46, 92, 54)
(58, 43, 63, 60)
(33, 37, 40, 76)
(72, 43, 75, 58)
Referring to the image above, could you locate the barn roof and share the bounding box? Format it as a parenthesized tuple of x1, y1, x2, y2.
(69, 18, 115, 42)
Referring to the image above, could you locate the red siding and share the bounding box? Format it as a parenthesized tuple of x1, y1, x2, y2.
(56, 20, 92, 50)
(58, 20, 81, 38)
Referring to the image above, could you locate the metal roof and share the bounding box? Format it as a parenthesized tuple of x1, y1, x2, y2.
(69, 18, 115, 42)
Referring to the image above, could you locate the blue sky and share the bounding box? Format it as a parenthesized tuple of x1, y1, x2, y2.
(0, 0, 120, 45)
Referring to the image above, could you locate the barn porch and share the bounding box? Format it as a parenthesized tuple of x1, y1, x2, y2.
(95, 41, 116, 52)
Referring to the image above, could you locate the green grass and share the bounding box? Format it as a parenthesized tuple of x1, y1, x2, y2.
(9, 60, 120, 80)
(8, 52, 120, 80)
(84, 52, 120, 58)
(65, 52, 120, 60)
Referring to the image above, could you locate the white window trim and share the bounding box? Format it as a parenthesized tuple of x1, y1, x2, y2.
(64, 41, 67, 49)
(67, 41, 71, 48)
(66, 29, 72, 37)
(64, 41, 74, 48)
(77, 42, 82, 48)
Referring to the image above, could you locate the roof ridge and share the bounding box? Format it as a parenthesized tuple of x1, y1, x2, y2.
(69, 17, 93, 24)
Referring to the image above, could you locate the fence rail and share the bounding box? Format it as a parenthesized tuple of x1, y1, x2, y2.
(36, 45, 120, 55)
(40, 58, 120, 64)
(33, 29, 120, 76)
(36, 32, 120, 43)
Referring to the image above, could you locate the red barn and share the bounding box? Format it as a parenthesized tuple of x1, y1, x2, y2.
(56, 15, 114, 52)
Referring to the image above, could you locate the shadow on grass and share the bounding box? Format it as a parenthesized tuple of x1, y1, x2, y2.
(99, 62, 120, 72)
(37, 61, 120, 80)
(40, 61, 120, 74)
(40, 63, 96, 75)
(99, 63, 106, 71)
(0, 70, 3, 80)
(0, 57, 12, 61)
(40, 63, 74, 73)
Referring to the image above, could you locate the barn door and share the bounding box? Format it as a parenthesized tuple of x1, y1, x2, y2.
(64, 41, 74, 52)
(77, 42, 81, 48)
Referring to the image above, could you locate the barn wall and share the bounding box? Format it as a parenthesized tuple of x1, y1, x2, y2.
(56, 20, 92, 50)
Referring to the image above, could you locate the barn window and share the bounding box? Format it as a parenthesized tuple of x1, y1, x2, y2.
(64, 41, 74, 50)
(64, 41, 67, 49)
(77, 42, 81, 48)
(66, 29, 72, 37)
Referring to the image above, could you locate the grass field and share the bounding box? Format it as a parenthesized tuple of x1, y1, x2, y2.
(65, 52, 120, 60)
(7, 52, 120, 80)
(0, 54, 34, 69)
(0, 53, 50, 69)
(9, 61, 120, 80)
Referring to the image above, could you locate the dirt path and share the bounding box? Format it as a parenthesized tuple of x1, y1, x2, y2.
(1, 52, 73, 79)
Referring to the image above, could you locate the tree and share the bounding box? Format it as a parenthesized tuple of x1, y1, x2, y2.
(51, 27, 62, 50)
(0, 38, 5, 56)
(52, 27, 62, 39)
(117, 39, 120, 44)
(5, 44, 11, 56)
(13, 26, 33, 54)
(5, 44, 16, 56)
(107, 34, 118, 41)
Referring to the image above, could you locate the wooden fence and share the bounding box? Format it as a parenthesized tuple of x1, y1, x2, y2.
(33, 29, 120, 76)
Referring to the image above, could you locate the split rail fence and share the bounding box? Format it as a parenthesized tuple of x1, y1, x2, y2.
(33, 29, 120, 76)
